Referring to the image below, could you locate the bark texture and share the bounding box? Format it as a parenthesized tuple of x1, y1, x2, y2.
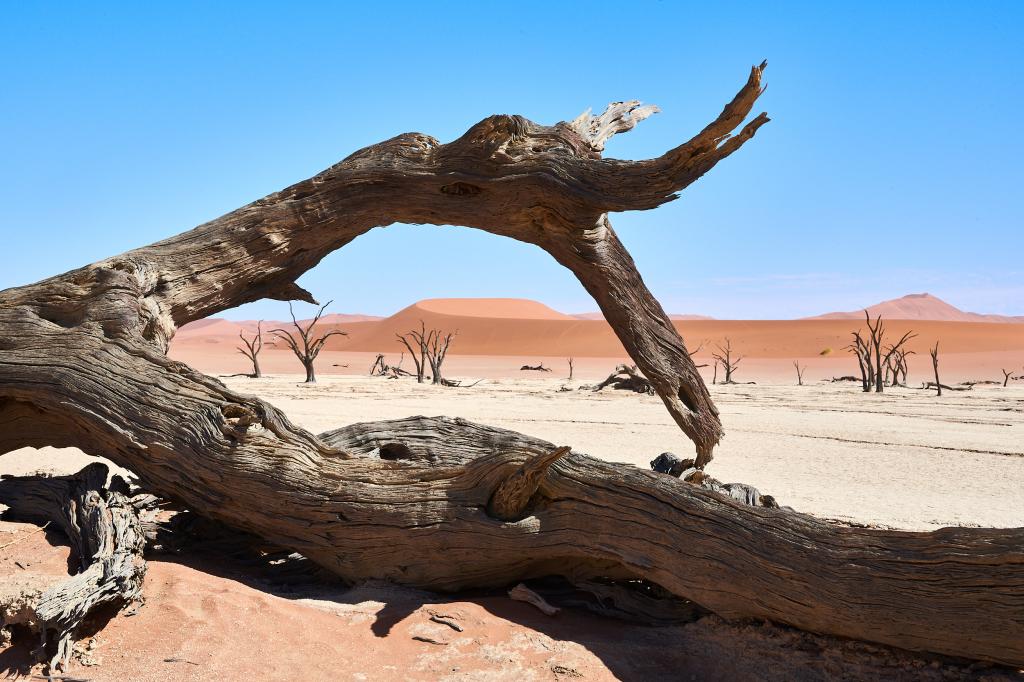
(2, 63, 1023, 668)
(0, 463, 153, 670)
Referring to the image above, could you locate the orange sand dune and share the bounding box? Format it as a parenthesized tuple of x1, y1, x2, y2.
(411, 297, 574, 320)
(808, 293, 1024, 323)
(171, 298, 1024, 383)
(322, 316, 1024, 359)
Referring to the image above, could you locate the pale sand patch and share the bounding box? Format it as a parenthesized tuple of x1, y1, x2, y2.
(5, 374, 1021, 530)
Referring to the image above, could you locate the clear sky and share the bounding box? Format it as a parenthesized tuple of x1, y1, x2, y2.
(2, 2, 1021, 320)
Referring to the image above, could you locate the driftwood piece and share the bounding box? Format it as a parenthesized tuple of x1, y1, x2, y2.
(2, 64, 1024, 668)
(0, 463, 154, 671)
(508, 583, 560, 616)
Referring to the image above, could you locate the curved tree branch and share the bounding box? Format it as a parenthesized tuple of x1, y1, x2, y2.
(5, 65, 1020, 668)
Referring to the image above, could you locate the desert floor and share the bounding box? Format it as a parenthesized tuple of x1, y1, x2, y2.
(2, 372, 1022, 680)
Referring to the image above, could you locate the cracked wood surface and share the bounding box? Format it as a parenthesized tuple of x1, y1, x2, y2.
(1, 63, 1022, 667)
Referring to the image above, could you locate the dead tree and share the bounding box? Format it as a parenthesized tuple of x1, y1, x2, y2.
(1002, 368, 1014, 387)
(863, 312, 888, 392)
(930, 342, 942, 396)
(370, 353, 388, 376)
(3, 64, 1024, 668)
(711, 339, 742, 384)
(792, 361, 806, 386)
(396, 321, 430, 384)
(847, 330, 873, 393)
(396, 322, 456, 386)
(270, 301, 347, 383)
(427, 329, 456, 385)
(567, 357, 574, 380)
(593, 364, 654, 394)
(236, 321, 264, 378)
(521, 363, 552, 372)
(888, 347, 914, 387)
(881, 331, 917, 388)
(688, 340, 709, 369)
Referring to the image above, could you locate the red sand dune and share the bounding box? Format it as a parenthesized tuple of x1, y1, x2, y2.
(807, 293, 1024, 323)
(413, 297, 572, 320)
(173, 297, 1024, 361)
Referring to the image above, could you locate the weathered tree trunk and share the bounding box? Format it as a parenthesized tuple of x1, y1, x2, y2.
(0, 463, 154, 671)
(2, 63, 1023, 668)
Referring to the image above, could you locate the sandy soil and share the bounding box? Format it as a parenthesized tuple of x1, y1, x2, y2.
(2, 373, 1022, 679)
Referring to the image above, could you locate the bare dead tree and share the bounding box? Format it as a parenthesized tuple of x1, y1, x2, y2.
(793, 361, 806, 386)
(712, 359, 718, 385)
(396, 321, 431, 383)
(846, 330, 873, 393)
(846, 318, 913, 393)
(890, 347, 914, 387)
(863, 312, 887, 392)
(567, 357, 574, 380)
(426, 328, 456, 385)
(930, 342, 942, 396)
(5, 64, 1024, 668)
(270, 301, 346, 383)
(711, 339, 743, 384)
(688, 339, 710, 368)
(396, 321, 456, 385)
(881, 331, 917, 388)
(236, 321, 264, 378)
(1001, 368, 1014, 387)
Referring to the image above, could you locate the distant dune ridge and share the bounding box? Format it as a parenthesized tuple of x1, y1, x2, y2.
(172, 295, 1024, 362)
(806, 293, 1024, 323)
(572, 311, 715, 321)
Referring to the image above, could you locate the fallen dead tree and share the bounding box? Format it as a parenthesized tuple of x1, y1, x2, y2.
(2, 63, 1024, 669)
(922, 382, 972, 392)
(370, 353, 413, 379)
(520, 363, 552, 372)
(591, 364, 654, 394)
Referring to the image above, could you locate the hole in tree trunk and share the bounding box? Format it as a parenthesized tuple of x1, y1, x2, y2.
(379, 442, 414, 460)
(677, 385, 698, 413)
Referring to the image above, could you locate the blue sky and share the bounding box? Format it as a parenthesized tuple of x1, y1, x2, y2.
(2, 2, 1021, 319)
